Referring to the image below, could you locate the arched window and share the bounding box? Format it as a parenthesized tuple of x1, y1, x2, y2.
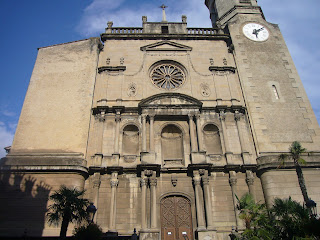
(122, 125, 139, 155)
(203, 124, 222, 154)
(161, 125, 183, 165)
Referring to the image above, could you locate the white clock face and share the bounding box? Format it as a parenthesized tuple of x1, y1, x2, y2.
(243, 23, 269, 42)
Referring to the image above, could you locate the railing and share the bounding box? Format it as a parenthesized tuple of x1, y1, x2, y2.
(108, 28, 143, 34)
(187, 28, 220, 35)
(105, 27, 223, 35)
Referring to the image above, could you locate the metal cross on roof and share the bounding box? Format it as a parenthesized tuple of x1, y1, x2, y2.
(160, 4, 168, 22)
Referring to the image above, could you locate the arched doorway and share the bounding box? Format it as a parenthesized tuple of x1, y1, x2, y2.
(160, 195, 193, 240)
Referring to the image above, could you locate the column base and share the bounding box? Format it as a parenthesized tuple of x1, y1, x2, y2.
(197, 230, 217, 240)
(141, 152, 156, 164)
(225, 152, 233, 164)
(191, 152, 207, 164)
(139, 229, 160, 240)
(241, 152, 251, 164)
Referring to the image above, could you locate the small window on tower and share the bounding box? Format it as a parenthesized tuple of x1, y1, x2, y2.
(272, 85, 280, 99)
(161, 26, 169, 34)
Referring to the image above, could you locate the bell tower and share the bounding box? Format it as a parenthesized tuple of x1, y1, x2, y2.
(205, 0, 320, 209)
(205, 0, 261, 26)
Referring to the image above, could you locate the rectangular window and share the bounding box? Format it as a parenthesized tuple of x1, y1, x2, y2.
(272, 85, 280, 99)
(161, 26, 169, 34)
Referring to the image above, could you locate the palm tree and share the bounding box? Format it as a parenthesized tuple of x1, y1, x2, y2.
(270, 197, 310, 239)
(46, 185, 89, 239)
(279, 141, 309, 203)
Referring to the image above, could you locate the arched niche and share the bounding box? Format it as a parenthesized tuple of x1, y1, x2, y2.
(122, 125, 139, 155)
(161, 124, 184, 166)
(203, 124, 222, 154)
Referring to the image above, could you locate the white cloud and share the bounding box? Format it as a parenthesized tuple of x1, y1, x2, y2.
(0, 123, 14, 158)
(76, 0, 211, 36)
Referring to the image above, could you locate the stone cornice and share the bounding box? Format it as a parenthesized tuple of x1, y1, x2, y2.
(209, 66, 236, 73)
(98, 66, 126, 73)
(101, 34, 230, 42)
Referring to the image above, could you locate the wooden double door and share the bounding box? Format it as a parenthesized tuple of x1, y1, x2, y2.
(161, 196, 193, 240)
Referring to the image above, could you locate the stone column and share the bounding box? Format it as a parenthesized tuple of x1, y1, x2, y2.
(195, 114, 204, 152)
(92, 173, 101, 222)
(149, 115, 155, 152)
(188, 114, 198, 152)
(229, 171, 241, 230)
(246, 170, 255, 200)
(193, 171, 206, 230)
(219, 111, 230, 152)
(202, 173, 214, 230)
(140, 176, 148, 230)
(234, 111, 248, 154)
(150, 177, 157, 229)
(109, 172, 119, 232)
(114, 112, 121, 154)
(96, 110, 106, 153)
(142, 115, 147, 152)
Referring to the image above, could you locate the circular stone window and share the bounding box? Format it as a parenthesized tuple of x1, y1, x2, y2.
(150, 63, 185, 90)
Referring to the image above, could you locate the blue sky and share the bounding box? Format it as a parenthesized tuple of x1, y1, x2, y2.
(0, 0, 319, 157)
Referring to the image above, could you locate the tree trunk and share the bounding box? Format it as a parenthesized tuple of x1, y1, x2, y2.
(60, 216, 70, 240)
(294, 159, 309, 202)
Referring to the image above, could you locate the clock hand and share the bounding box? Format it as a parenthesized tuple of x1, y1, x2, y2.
(256, 27, 264, 33)
(252, 29, 259, 38)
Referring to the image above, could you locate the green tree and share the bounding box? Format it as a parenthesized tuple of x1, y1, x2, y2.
(46, 185, 89, 239)
(73, 223, 103, 240)
(279, 141, 309, 203)
(235, 193, 272, 240)
(269, 197, 315, 239)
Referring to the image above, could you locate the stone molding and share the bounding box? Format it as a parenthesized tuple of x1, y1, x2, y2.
(98, 66, 126, 73)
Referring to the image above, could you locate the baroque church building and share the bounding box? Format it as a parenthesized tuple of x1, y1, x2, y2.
(1, 0, 320, 239)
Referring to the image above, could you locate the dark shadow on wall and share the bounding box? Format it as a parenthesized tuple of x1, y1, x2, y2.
(0, 157, 52, 238)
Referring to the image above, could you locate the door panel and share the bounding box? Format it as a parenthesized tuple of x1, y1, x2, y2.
(161, 196, 193, 240)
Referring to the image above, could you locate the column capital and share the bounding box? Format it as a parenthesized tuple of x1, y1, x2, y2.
(115, 114, 121, 122)
(229, 177, 237, 186)
(202, 176, 210, 185)
(141, 114, 147, 120)
(140, 178, 147, 187)
(149, 114, 155, 120)
(193, 175, 201, 186)
(188, 113, 195, 119)
(150, 178, 157, 186)
(110, 179, 119, 187)
(95, 113, 106, 122)
(246, 177, 254, 186)
(219, 110, 226, 121)
(195, 113, 201, 120)
(93, 179, 101, 188)
(234, 111, 242, 122)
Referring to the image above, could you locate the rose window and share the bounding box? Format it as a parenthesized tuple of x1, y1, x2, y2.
(150, 64, 185, 90)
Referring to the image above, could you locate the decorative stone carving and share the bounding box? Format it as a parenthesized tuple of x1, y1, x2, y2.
(234, 111, 242, 121)
(200, 83, 211, 97)
(120, 57, 124, 65)
(219, 110, 226, 121)
(140, 178, 147, 187)
(93, 179, 101, 188)
(127, 83, 137, 97)
(171, 175, 178, 187)
(110, 179, 119, 187)
(106, 58, 110, 65)
(223, 58, 227, 65)
(124, 155, 136, 163)
(209, 58, 214, 65)
(229, 177, 237, 186)
(144, 170, 153, 177)
(149, 178, 157, 186)
(150, 63, 185, 90)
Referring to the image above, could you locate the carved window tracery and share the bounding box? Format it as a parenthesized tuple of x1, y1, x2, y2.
(150, 63, 185, 90)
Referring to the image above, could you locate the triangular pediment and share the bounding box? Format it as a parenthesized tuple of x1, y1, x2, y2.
(139, 93, 202, 108)
(140, 41, 192, 52)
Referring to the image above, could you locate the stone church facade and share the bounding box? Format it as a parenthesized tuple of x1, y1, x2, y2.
(1, 0, 320, 239)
